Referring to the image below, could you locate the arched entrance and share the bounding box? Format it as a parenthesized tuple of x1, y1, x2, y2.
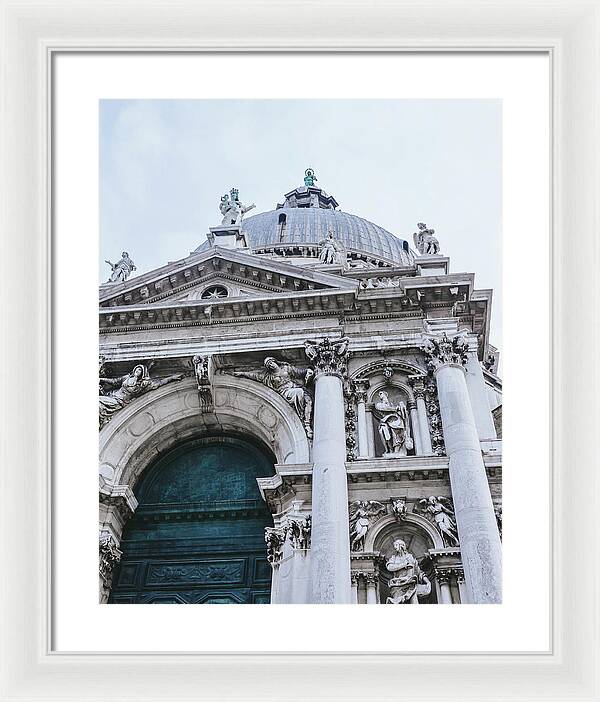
(109, 435, 276, 604)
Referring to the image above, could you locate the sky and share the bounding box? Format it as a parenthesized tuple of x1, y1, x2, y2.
(100, 99, 501, 348)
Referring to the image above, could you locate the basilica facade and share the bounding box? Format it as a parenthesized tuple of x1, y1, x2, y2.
(99, 173, 502, 605)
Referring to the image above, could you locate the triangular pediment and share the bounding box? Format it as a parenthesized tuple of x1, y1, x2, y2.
(99, 247, 356, 308)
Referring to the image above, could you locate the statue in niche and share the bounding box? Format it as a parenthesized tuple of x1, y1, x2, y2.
(349, 500, 386, 551)
(104, 251, 136, 283)
(373, 390, 414, 456)
(231, 357, 315, 438)
(413, 222, 440, 256)
(99, 363, 184, 429)
(416, 496, 460, 547)
(385, 539, 431, 604)
(219, 188, 255, 227)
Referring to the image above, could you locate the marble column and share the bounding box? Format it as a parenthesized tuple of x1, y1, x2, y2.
(355, 381, 370, 459)
(412, 380, 433, 454)
(305, 337, 352, 604)
(351, 572, 359, 604)
(366, 574, 378, 604)
(365, 407, 375, 457)
(423, 333, 502, 604)
(437, 570, 453, 604)
(408, 400, 423, 455)
(456, 571, 470, 604)
(464, 344, 497, 440)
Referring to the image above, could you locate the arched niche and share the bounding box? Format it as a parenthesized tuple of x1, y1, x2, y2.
(369, 514, 442, 604)
(99, 375, 310, 492)
(350, 358, 425, 382)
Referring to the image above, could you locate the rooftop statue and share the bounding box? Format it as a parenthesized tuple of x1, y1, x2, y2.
(413, 222, 441, 256)
(303, 167, 317, 187)
(318, 231, 342, 265)
(105, 251, 136, 284)
(219, 188, 255, 227)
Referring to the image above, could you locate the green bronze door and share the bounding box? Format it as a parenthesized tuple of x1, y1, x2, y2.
(110, 436, 275, 604)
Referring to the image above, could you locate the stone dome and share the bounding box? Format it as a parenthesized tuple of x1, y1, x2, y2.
(197, 184, 415, 266)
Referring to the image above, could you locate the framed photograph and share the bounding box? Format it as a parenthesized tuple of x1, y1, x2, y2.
(1, 1, 598, 700)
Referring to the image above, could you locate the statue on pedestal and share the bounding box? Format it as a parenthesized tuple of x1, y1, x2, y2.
(385, 539, 431, 604)
(304, 168, 317, 187)
(318, 230, 344, 265)
(231, 357, 314, 438)
(105, 251, 136, 283)
(99, 363, 184, 429)
(413, 222, 440, 256)
(219, 188, 255, 226)
(373, 391, 413, 456)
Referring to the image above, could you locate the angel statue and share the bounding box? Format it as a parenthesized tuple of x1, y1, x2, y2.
(219, 188, 255, 227)
(105, 251, 136, 283)
(349, 500, 386, 552)
(230, 357, 315, 438)
(413, 222, 440, 256)
(373, 390, 414, 456)
(417, 496, 460, 547)
(385, 539, 432, 604)
(99, 363, 184, 429)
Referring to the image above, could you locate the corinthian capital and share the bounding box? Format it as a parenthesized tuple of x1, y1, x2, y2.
(422, 333, 469, 372)
(304, 337, 350, 378)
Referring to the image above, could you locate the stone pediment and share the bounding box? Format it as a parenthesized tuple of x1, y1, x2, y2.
(99, 247, 356, 308)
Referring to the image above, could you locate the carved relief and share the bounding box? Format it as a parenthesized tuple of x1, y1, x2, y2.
(390, 498, 407, 521)
(99, 363, 184, 430)
(287, 515, 312, 550)
(415, 496, 460, 547)
(424, 378, 446, 455)
(349, 500, 386, 552)
(192, 354, 214, 411)
(99, 534, 122, 594)
(343, 379, 358, 461)
(147, 561, 244, 585)
(422, 333, 469, 371)
(265, 526, 287, 568)
(230, 358, 314, 438)
(304, 337, 350, 379)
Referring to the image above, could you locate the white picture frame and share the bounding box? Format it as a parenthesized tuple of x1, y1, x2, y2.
(1, 1, 598, 699)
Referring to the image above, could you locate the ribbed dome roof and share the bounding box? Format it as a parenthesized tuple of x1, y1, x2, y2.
(239, 208, 413, 265)
(196, 181, 415, 266)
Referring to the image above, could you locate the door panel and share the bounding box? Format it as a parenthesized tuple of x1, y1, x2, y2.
(110, 436, 275, 604)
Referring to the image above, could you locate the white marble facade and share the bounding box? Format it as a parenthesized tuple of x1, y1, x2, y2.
(99, 179, 502, 604)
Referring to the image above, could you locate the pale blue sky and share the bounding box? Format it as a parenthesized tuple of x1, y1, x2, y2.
(100, 99, 501, 347)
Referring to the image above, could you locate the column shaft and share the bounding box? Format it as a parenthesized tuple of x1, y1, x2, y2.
(310, 373, 351, 603)
(409, 402, 423, 455)
(416, 395, 433, 454)
(465, 351, 497, 440)
(366, 579, 378, 604)
(434, 363, 502, 603)
(356, 397, 369, 458)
